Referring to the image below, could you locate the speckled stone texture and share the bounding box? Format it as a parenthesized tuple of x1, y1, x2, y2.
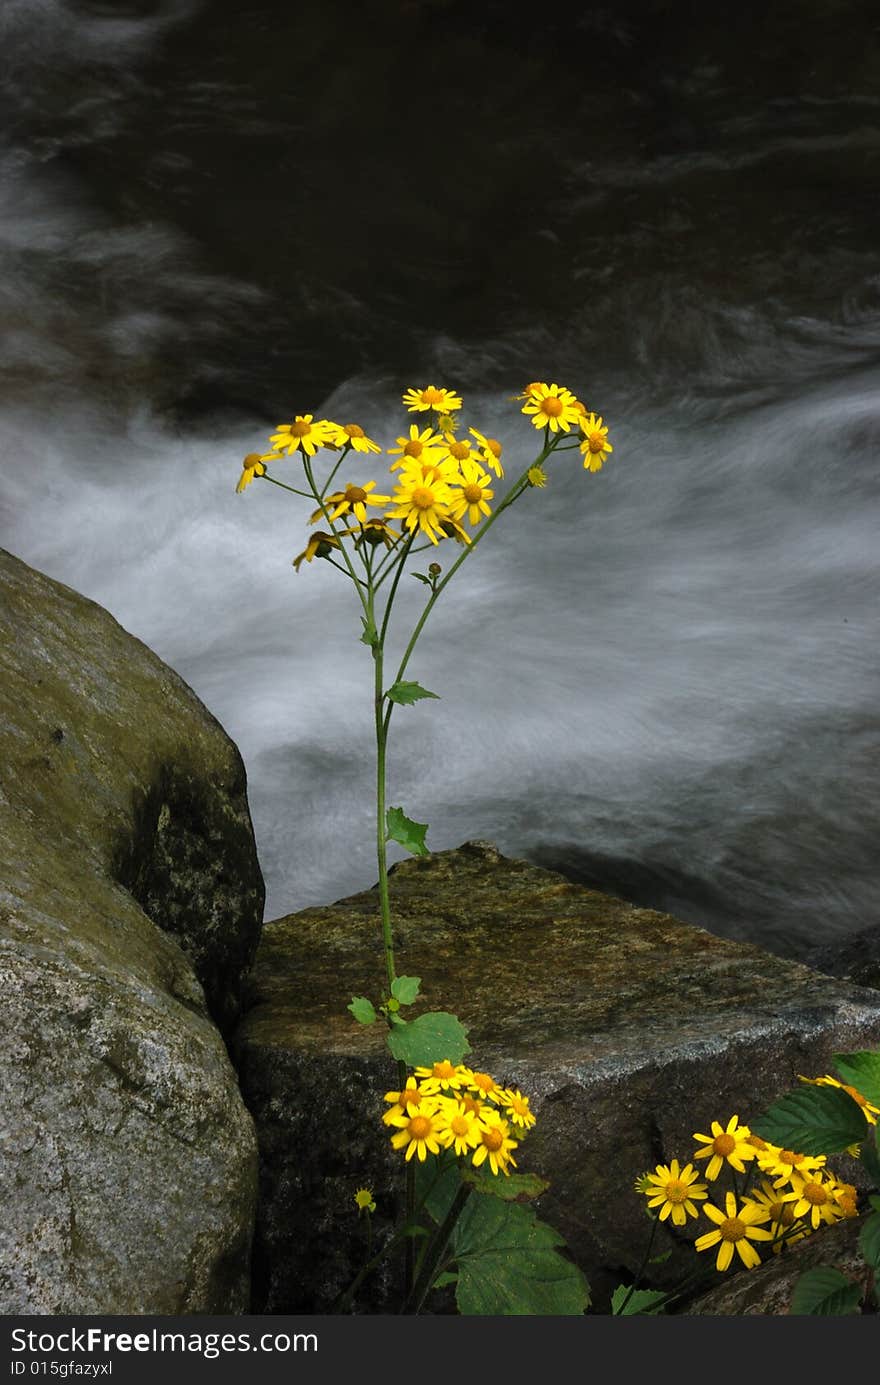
(234, 840, 880, 1313)
(0, 549, 262, 1313)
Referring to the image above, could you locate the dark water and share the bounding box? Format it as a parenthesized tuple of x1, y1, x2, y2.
(3, 0, 880, 960)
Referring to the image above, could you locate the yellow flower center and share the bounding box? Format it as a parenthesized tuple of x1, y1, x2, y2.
(448, 441, 470, 460)
(403, 439, 423, 458)
(243, 452, 263, 467)
(411, 486, 436, 510)
(712, 1133, 736, 1156)
(420, 388, 443, 405)
(408, 1116, 432, 1139)
(485, 437, 502, 457)
(586, 432, 606, 453)
(463, 483, 483, 503)
(509, 1095, 529, 1116)
(344, 423, 364, 437)
(481, 1128, 504, 1152)
(461, 1094, 482, 1114)
(779, 1150, 803, 1167)
(471, 1073, 495, 1093)
(450, 1115, 470, 1136)
(843, 1085, 867, 1107)
(290, 420, 311, 437)
(540, 397, 564, 417)
(746, 1135, 768, 1150)
(432, 1060, 455, 1080)
(720, 1217, 746, 1243)
(345, 485, 367, 503)
(665, 1180, 689, 1204)
(803, 1182, 828, 1206)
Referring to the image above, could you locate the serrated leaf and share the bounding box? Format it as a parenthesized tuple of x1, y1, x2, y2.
(386, 805, 430, 857)
(861, 1128, 880, 1186)
(450, 1194, 590, 1315)
(386, 1011, 471, 1067)
(611, 1284, 667, 1316)
(462, 1167, 550, 1203)
(858, 1211, 880, 1270)
(832, 1051, 880, 1108)
(347, 996, 376, 1025)
(360, 616, 379, 647)
(790, 1267, 863, 1316)
(751, 1083, 868, 1155)
(391, 975, 422, 1006)
(432, 1272, 459, 1289)
(386, 680, 440, 705)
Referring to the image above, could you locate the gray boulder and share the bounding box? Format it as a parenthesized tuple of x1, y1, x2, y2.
(0, 549, 262, 1313)
(234, 840, 880, 1313)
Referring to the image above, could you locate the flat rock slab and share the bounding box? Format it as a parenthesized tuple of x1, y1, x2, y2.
(236, 840, 880, 1313)
(0, 550, 262, 1313)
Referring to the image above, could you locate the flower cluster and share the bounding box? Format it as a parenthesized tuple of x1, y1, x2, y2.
(637, 1104, 865, 1274)
(383, 1060, 536, 1176)
(235, 382, 613, 563)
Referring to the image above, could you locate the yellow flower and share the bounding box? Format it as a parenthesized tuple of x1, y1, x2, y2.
(270, 414, 335, 458)
(633, 1171, 653, 1196)
(471, 1109, 518, 1177)
(414, 1059, 467, 1095)
(440, 433, 474, 466)
(388, 1104, 444, 1162)
(695, 1191, 774, 1272)
(436, 1102, 483, 1157)
(799, 1074, 880, 1125)
(355, 518, 400, 550)
(513, 382, 546, 401)
(292, 530, 346, 572)
(235, 451, 275, 493)
(468, 428, 504, 478)
(692, 1115, 758, 1180)
(741, 1180, 800, 1241)
(520, 382, 581, 433)
(383, 1077, 428, 1124)
(324, 421, 382, 454)
(354, 1188, 376, 1213)
(755, 1144, 827, 1187)
(788, 1170, 851, 1231)
(463, 1070, 506, 1105)
(642, 1159, 708, 1227)
(402, 385, 463, 414)
(834, 1182, 860, 1218)
(316, 480, 391, 525)
(526, 466, 547, 488)
(498, 1087, 536, 1132)
(437, 516, 472, 546)
(385, 472, 456, 546)
(449, 459, 494, 527)
(387, 424, 447, 470)
(579, 413, 613, 472)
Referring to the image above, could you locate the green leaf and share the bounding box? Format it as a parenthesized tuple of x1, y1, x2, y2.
(390, 975, 422, 1006)
(790, 1267, 862, 1316)
(359, 616, 379, 648)
(432, 1272, 459, 1290)
(347, 996, 376, 1025)
(833, 1051, 880, 1108)
(751, 1083, 868, 1155)
(869, 1194, 880, 1213)
(648, 1250, 673, 1265)
(401, 1222, 430, 1240)
(449, 1194, 590, 1316)
(412, 572, 432, 586)
(462, 1167, 550, 1203)
(858, 1211, 880, 1271)
(386, 1011, 471, 1067)
(386, 680, 440, 705)
(611, 1284, 667, 1316)
(861, 1127, 880, 1186)
(386, 805, 430, 857)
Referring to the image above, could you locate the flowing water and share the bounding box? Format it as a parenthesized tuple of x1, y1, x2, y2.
(3, 0, 879, 961)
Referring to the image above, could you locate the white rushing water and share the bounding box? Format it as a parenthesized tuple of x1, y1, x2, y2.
(2, 2, 879, 960)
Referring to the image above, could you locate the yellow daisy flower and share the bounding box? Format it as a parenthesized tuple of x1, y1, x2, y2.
(788, 1170, 851, 1231)
(292, 530, 347, 572)
(315, 480, 391, 525)
(520, 382, 581, 433)
(235, 450, 276, 493)
(834, 1182, 860, 1218)
(437, 516, 472, 546)
(388, 1104, 444, 1162)
(463, 1070, 506, 1104)
(413, 1059, 467, 1095)
(436, 1102, 483, 1158)
(499, 1087, 536, 1132)
(642, 1159, 708, 1226)
(695, 1191, 774, 1272)
(579, 413, 613, 472)
(270, 414, 335, 458)
(692, 1115, 757, 1180)
(324, 421, 382, 454)
(382, 1077, 428, 1124)
(402, 385, 463, 414)
(355, 518, 400, 550)
(526, 466, 547, 488)
(471, 1109, 518, 1177)
(354, 1188, 376, 1212)
(799, 1074, 880, 1125)
(448, 459, 494, 527)
(387, 424, 447, 470)
(468, 428, 504, 478)
(756, 1144, 827, 1187)
(741, 1180, 800, 1242)
(385, 472, 456, 546)
(513, 382, 546, 401)
(439, 434, 474, 466)
(633, 1171, 653, 1196)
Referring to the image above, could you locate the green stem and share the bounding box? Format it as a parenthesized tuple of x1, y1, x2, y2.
(402, 1182, 472, 1314)
(615, 1216, 659, 1314)
(258, 472, 313, 500)
(303, 457, 372, 622)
